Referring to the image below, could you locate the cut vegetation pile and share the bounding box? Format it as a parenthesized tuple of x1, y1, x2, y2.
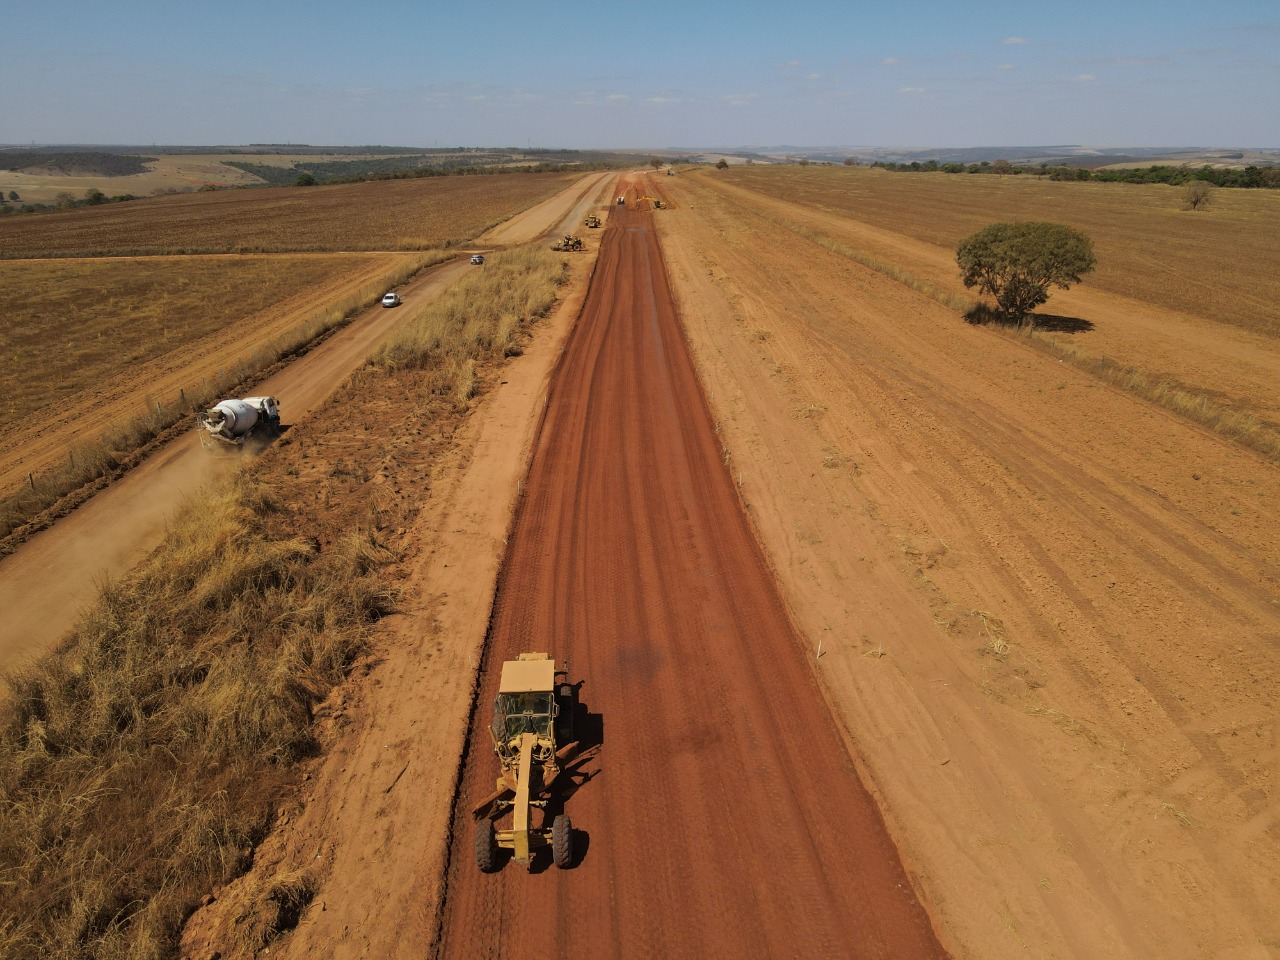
(0, 243, 566, 959)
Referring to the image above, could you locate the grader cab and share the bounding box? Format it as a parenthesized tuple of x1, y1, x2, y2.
(473, 653, 579, 871)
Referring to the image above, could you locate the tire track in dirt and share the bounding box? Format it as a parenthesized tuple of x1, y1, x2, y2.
(434, 181, 947, 958)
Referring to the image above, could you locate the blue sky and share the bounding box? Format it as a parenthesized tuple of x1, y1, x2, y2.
(3, 0, 1277, 147)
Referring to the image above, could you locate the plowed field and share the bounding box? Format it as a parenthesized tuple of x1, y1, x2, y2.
(434, 184, 945, 958)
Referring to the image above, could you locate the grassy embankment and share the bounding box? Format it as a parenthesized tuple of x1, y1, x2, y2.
(708, 166, 1280, 461)
(0, 244, 565, 959)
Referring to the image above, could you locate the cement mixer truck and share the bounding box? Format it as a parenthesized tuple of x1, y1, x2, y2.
(196, 396, 280, 450)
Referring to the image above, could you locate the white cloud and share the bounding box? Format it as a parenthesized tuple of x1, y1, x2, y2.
(607, 93, 629, 101)
(777, 60, 802, 70)
(645, 97, 681, 104)
(881, 57, 900, 65)
(723, 92, 762, 106)
(897, 86, 926, 94)
(1001, 36, 1031, 45)
(1072, 73, 1097, 82)
(996, 63, 1016, 70)
(805, 72, 821, 80)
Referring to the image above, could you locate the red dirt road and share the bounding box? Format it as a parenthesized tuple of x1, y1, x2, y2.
(435, 193, 947, 957)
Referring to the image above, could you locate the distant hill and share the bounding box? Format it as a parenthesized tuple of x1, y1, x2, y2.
(0, 152, 155, 176)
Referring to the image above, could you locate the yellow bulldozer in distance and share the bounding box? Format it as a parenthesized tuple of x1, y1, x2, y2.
(473, 653, 581, 871)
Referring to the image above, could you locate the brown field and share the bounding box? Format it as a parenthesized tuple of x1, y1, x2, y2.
(0, 255, 370, 429)
(0, 172, 579, 257)
(719, 165, 1280, 336)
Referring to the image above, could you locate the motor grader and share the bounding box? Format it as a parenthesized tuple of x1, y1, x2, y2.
(552, 234, 584, 251)
(584, 214, 601, 228)
(473, 653, 579, 871)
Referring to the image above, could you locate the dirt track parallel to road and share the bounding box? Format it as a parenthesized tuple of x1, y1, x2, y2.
(435, 185, 947, 958)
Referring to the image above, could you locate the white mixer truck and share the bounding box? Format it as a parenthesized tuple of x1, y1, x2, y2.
(196, 396, 281, 449)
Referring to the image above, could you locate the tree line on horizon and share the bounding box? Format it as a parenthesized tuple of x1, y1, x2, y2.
(869, 158, 1280, 188)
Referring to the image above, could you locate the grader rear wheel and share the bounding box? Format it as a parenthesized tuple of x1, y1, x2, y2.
(475, 819, 499, 873)
(551, 815, 573, 869)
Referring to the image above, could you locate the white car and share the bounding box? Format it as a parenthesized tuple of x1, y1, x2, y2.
(470, 254, 485, 265)
(381, 292, 401, 308)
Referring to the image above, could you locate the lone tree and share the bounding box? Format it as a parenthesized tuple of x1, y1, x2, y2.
(649, 157, 664, 172)
(295, 172, 316, 187)
(1183, 180, 1213, 211)
(956, 221, 1096, 330)
(715, 159, 729, 170)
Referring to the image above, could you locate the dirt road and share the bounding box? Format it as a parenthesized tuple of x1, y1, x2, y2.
(434, 186, 946, 958)
(479, 171, 614, 246)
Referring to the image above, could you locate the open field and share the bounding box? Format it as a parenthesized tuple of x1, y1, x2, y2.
(655, 171, 1280, 958)
(695, 168, 1280, 464)
(718, 165, 1280, 336)
(0, 255, 366, 429)
(0, 172, 579, 257)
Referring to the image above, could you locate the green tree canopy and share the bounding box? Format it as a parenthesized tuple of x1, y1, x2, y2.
(956, 222, 1096, 329)
(295, 172, 317, 187)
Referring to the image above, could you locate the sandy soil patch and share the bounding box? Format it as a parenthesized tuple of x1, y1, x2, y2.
(654, 173, 1279, 959)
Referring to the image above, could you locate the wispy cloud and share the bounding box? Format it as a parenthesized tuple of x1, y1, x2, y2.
(881, 57, 900, 65)
(996, 63, 1016, 70)
(606, 93, 629, 102)
(645, 96, 681, 104)
(897, 86, 926, 94)
(1001, 36, 1031, 45)
(1071, 73, 1098, 83)
(777, 60, 802, 70)
(723, 92, 762, 106)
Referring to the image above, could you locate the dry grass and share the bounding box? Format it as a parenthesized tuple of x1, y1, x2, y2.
(0, 255, 374, 431)
(0, 477, 388, 960)
(720, 165, 1280, 336)
(0, 173, 579, 258)
(0, 241, 568, 958)
(379, 245, 566, 380)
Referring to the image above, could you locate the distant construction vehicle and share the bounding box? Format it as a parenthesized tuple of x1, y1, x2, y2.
(473, 653, 579, 872)
(616, 195, 626, 205)
(637, 196, 666, 209)
(196, 396, 280, 449)
(552, 234, 584, 251)
(584, 214, 601, 228)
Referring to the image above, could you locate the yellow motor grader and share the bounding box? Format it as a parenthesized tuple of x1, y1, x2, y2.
(473, 653, 580, 871)
(584, 214, 601, 228)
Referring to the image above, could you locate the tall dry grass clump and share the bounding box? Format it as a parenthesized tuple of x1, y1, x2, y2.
(379, 246, 565, 393)
(0, 476, 391, 960)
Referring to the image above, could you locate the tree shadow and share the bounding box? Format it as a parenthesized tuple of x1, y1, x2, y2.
(964, 304, 1093, 333)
